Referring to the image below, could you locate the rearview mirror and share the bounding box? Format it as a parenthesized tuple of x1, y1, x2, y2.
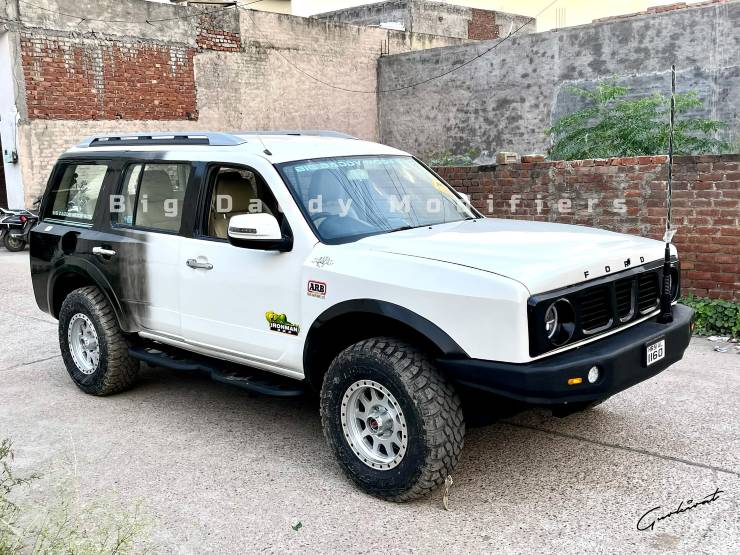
(227, 213, 293, 252)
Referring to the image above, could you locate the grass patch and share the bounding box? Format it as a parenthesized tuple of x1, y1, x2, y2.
(681, 295, 740, 338)
(0, 439, 150, 555)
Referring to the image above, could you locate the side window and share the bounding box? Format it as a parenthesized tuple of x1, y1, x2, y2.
(204, 166, 282, 240)
(47, 162, 109, 224)
(115, 163, 191, 232)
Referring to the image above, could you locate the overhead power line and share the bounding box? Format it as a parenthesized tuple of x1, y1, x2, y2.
(11, 0, 561, 95)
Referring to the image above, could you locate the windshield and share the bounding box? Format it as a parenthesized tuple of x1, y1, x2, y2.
(277, 155, 477, 242)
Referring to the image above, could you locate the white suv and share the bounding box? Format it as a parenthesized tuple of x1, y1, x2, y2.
(30, 131, 693, 501)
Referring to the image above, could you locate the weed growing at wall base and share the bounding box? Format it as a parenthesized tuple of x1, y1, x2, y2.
(428, 150, 479, 166)
(681, 296, 740, 338)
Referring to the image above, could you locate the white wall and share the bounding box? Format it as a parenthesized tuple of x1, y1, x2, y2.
(0, 32, 24, 209)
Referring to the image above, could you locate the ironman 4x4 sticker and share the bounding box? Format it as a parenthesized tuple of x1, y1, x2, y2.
(307, 280, 327, 299)
(265, 311, 300, 335)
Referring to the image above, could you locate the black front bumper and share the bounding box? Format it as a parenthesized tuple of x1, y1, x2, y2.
(438, 304, 694, 405)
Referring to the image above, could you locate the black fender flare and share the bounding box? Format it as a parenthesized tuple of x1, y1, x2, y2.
(47, 256, 134, 332)
(303, 299, 468, 372)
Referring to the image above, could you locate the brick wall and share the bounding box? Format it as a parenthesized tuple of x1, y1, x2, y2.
(467, 9, 499, 40)
(20, 33, 197, 120)
(196, 14, 241, 52)
(435, 154, 740, 301)
(12, 4, 466, 204)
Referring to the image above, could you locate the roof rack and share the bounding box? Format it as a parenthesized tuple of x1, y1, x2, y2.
(77, 132, 246, 148)
(236, 130, 357, 140)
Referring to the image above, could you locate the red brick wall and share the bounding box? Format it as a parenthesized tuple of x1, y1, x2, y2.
(435, 154, 740, 300)
(467, 9, 499, 40)
(20, 34, 197, 120)
(196, 15, 241, 52)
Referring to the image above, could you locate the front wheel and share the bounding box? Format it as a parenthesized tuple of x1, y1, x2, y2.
(3, 233, 26, 252)
(320, 337, 465, 501)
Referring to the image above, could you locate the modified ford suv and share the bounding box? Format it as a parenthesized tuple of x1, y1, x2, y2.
(30, 131, 693, 501)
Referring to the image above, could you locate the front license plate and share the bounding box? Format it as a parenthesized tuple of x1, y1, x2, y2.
(645, 338, 666, 366)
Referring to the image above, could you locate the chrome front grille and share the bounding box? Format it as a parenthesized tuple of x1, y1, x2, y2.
(615, 278, 635, 322)
(576, 269, 661, 335)
(528, 262, 678, 358)
(637, 271, 660, 314)
(578, 285, 613, 334)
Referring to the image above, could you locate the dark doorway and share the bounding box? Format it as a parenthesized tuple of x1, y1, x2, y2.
(0, 135, 7, 208)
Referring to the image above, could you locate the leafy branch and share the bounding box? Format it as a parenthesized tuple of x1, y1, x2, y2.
(546, 82, 731, 160)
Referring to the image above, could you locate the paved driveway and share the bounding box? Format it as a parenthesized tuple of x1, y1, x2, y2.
(0, 249, 738, 554)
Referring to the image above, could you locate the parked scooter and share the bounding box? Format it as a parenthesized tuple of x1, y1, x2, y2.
(1, 198, 40, 252)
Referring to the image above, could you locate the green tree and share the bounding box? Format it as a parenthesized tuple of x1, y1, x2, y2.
(546, 82, 730, 161)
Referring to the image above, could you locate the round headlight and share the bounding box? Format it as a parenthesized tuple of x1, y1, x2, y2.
(544, 298, 576, 346)
(545, 304, 559, 339)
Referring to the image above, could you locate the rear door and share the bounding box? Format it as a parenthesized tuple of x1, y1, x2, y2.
(105, 160, 196, 336)
(32, 158, 118, 315)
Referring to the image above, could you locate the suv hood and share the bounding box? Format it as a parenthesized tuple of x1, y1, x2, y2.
(355, 218, 671, 294)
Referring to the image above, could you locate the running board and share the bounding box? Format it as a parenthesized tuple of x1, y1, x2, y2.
(128, 346, 305, 398)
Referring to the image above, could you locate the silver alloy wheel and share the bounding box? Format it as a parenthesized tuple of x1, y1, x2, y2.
(68, 313, 100, 375)
(341, 379, 408, 470)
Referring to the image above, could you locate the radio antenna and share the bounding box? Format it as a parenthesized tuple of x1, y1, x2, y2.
(658, 65, 676, 324)
(257, 133, 272, 156)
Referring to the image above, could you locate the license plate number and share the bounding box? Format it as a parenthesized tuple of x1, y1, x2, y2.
(646, 339, 666, 366)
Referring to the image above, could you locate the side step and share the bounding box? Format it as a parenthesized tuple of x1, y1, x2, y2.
(128, 346, 305, 398)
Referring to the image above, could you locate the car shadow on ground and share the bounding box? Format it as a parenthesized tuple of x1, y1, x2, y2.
(129, 361, 602, 502)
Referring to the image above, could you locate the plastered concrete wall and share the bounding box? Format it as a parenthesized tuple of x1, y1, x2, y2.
(409, 1, 472, 38)
(313, 1, 534, 39)
(194, 11, 462, 137)
(313, 1, 410, 30)
(378, 0, 740, 160)
(10, 2, 464, 204)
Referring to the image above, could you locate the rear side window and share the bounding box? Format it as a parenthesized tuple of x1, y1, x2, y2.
(47, 162, 109, 224)
(114, 163, 191, 232)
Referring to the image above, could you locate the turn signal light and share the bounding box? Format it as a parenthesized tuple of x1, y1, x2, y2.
(567, 377, 583, 385)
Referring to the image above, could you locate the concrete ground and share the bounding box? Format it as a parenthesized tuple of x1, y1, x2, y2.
(0, 248, 738, 554)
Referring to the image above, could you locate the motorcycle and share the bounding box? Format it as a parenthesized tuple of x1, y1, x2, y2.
(1, 198, 40, 252)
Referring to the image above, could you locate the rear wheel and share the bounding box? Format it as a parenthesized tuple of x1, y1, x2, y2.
(320, 337, 465, 501)
(58, 286, 139, 395)
(3, 233, 26, 252)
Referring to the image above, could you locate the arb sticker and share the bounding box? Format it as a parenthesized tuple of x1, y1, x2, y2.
(265, 311, 300, 335)
(307, 280, 327, 299)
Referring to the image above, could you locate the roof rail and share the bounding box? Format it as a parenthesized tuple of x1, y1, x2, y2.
(236, 130, 357, 140)
(77, 132, 246, 148)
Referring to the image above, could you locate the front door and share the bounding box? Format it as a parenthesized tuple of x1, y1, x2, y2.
(178, 164, 308, 374)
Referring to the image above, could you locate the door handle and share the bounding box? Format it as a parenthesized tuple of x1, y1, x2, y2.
(186, 258, 213, 270)
(92, 246, 116, 257)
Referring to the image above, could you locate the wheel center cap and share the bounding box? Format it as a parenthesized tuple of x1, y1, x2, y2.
(367, 407, 391, 436)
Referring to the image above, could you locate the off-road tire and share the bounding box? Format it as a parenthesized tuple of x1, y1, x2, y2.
(59, 286, 139, 395)
(320, 337, 465, 501)
(3, 233, 26, 252)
